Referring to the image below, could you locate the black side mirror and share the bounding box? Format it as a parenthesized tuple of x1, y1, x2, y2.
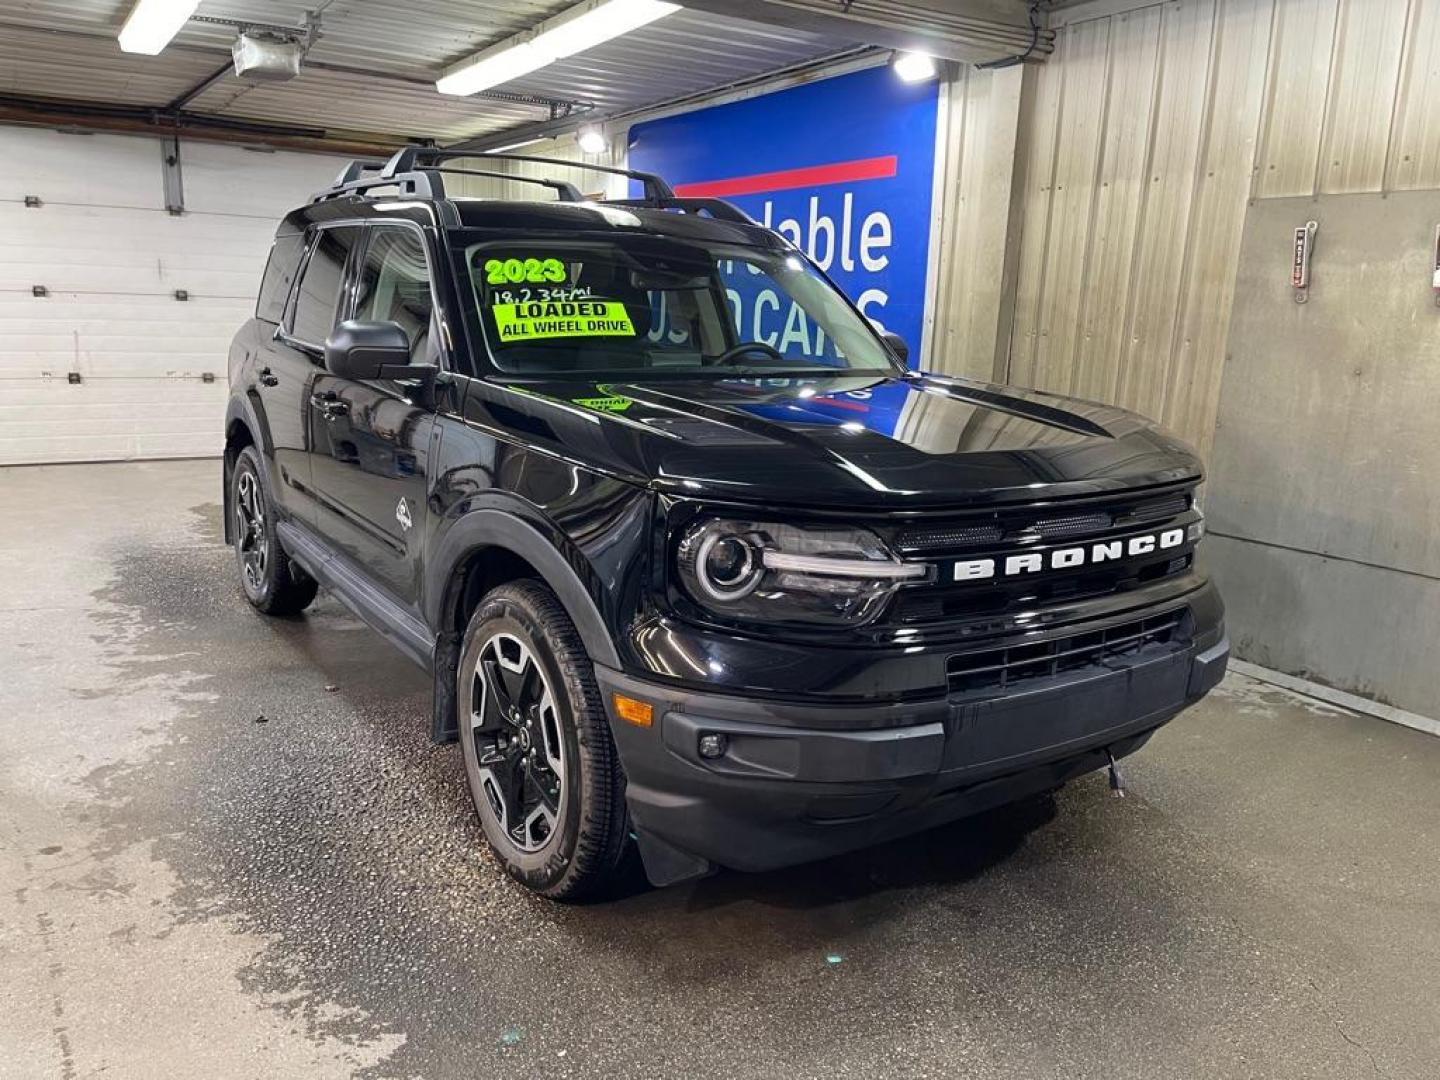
(882, 331, 909, 365)
(324, 320, 412, 381)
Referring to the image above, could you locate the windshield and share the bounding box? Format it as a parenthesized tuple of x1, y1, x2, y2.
(459, 236, 900, 378)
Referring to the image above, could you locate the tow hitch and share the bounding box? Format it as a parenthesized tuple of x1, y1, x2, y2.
(1106, 748, 1127, 798)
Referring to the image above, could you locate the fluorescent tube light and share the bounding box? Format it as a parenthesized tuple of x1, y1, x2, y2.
(436, 41, 551, 96)
(118, 0, 201, 55)
(540, 0, 679, 59)
(437, 0, 679, 97)
(892, 51, 937, 83)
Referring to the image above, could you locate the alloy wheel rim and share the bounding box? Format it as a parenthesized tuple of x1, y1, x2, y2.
(470, 632, 566, 853)
(235, 471, 268, 591)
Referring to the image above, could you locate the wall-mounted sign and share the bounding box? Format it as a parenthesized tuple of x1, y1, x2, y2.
(628, 66, 939, 432)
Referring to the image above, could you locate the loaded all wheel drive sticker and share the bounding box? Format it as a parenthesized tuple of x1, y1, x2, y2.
(493, 300, 635, 341)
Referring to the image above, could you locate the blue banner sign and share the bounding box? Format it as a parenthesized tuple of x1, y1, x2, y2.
(628, 64, 939, 365)
(627, 65, 939, 433)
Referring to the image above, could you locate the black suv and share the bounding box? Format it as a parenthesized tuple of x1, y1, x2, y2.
(224, 147, 1227, 900)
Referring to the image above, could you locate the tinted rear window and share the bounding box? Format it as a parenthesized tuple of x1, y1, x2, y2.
(255, 233, 305, 324)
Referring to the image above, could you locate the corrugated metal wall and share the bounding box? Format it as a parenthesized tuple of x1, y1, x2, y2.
(994, 0, 1440, 456)
(926, 64, 1027, 381)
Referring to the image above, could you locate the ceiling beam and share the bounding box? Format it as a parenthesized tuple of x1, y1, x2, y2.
(164, 60, 233, 112)
(676, 0, 1052, 65)
(0, 93, 403, 157)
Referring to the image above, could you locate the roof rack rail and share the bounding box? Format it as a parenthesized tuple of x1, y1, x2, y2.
(312, 166, 583, 205)
(380, 146, 676, 201)
(310, 171, 439, 204)
(316, 148, 755, 225)
(431, 168, 583, 202)
(332, 158, 387, 187)
(602, 196, 754, 225)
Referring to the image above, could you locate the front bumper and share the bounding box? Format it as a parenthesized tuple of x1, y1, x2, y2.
(598, 613, 1228, 883)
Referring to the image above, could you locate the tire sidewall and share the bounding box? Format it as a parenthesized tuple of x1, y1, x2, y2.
(458, 593, 586, 887)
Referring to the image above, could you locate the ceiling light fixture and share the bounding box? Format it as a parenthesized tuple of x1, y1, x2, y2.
(118, 0, 202, 55)
(577, 127, 607, 154)
(437, 0, 679, 97)
(892, 51, 938, 83)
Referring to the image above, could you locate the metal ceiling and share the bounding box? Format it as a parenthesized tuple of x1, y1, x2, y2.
(0, 1, 860, 148)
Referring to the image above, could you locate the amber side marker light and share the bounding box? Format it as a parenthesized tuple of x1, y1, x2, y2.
(613, 693, 654, 728)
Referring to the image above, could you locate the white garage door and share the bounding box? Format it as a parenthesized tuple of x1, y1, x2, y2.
(0, 127, 347, 464)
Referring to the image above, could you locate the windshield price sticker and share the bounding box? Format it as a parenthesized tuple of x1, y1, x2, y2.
(484, 257, 567, 285)
(493, 300, 635, 341)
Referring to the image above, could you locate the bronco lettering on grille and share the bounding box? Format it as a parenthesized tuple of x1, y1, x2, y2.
(951, 528, 1186, 583)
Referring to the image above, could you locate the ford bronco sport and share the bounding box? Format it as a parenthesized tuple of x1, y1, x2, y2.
(224, 147, 1228, 900)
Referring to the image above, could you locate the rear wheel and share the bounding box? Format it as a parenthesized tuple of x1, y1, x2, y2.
(231, 445, 317, 615)
(458, 580, 628, 900)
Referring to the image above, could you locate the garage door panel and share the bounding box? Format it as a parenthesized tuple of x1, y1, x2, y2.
(183, 142, 347, 217)
(1, 128, 165, 209)
(0, 295, 253, 379)
(1, 206, 275, 296)
(0, 379, 226, 464)
(0, 130, 348, 463)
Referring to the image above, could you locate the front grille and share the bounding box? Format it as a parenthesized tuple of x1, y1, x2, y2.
(1028, 511, 1112, 539)
(896, 522, 1004, 552)
(1126, 491, 1190, 524)
(946, 609, 1188, 697)
(895, 487, 1193, 556)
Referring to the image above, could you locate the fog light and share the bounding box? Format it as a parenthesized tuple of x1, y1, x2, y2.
(698, 733, 728, 759)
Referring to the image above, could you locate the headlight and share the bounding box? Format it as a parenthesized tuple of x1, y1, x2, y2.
(676, 518, 928, 626)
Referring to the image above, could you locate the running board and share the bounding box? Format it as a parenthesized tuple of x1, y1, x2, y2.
(276, 519, 434, 671)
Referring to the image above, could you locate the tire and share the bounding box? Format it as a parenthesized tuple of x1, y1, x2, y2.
(230, 445, 318, 616)
(458, 580, 628, 901)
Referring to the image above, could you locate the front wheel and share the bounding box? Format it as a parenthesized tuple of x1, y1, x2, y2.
(230, 445, 317, 616)
(458, 581, 628, 900)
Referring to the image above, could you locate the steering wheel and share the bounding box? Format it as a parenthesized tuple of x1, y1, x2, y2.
(711, 340, 786, 367)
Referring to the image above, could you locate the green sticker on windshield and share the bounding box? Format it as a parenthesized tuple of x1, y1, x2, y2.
(573, 395, 634, 413)
(493, 300, 635, 342)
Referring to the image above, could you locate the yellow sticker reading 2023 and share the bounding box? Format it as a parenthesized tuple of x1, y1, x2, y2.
(493, 300, 635, 342)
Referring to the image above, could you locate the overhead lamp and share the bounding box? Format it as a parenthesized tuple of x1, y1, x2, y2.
(892, 51, 938, 83)
(577, 127, 607, 154)
(436, 41, 551, 96)
(437, 0, 679, 97)
(118, 0, 201, 55)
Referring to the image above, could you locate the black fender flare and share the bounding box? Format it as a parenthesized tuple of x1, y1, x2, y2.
(222, 393, 272, 545)
(424, 507, 621, 670)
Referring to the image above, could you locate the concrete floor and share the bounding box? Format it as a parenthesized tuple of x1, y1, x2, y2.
(1, 460, 1437, 1080)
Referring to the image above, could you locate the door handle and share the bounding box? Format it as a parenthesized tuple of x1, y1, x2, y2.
(258, 366, 279, 387)
(310, 392, 349, 419)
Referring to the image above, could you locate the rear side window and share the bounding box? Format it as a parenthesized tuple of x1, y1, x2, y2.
(255, 233, 305, 324)
(288, 226, 362, 346)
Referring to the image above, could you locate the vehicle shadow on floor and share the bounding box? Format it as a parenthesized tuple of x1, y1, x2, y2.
(600, 790, 1062, 912)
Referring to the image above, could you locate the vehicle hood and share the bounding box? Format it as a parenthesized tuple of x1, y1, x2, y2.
(465, 371, 1202, 511)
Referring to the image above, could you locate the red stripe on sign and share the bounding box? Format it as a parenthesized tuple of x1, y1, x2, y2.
(815, 397, 870, 412)
(674, 155, 898, 199)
